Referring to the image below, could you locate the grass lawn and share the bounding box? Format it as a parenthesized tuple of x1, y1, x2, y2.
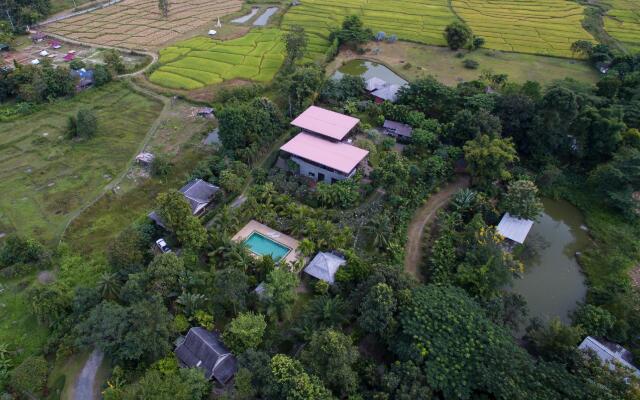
(328, 41, 599, 86)
(0, 82, 163, 245)
(0, 275, 49, 365)
(64, 100, 212, 255)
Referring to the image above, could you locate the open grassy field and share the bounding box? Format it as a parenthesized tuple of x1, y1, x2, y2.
(0, 82, 162, 244)
(64, 99, 211, 254)
(452, 0, 594, 57)
(149, 28, 285, 90)
(282, 0, 456, 60)
(328, 42, 599, 86)
(602, 0, 640, 52)
(45, 0, 242, 49)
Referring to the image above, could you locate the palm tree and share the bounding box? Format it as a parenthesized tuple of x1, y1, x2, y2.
(177, 292, 206, 317)
(452, 188, 477, 214)
(96, 272, 120, 300)
(366, 213, 392, 250)
(298, 239, 315, 257)
(230, 243, 254, 272)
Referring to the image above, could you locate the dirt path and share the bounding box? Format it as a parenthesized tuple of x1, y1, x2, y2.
(404, 176, 469, 281)
(73, 349, 104, 400)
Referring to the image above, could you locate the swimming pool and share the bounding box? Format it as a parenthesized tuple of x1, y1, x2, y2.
(243, 232, 291, 260)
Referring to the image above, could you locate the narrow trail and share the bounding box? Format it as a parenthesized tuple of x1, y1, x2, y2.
(73, 349, 104, 400)
(404, 175, 470, 281)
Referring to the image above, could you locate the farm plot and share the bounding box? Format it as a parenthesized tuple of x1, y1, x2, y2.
(602, 0, 640, 52)
(0, 82, 162, 244)
(45, 0, 242, 49)
(281, 0, 456, 60)
(149, 28, 285, 90)
(452, 0, 594, 57)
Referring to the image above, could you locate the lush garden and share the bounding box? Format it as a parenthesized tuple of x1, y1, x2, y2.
(149, 29, 285, 90)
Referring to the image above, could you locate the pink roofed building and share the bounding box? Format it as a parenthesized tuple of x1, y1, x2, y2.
(280, 132, 369, 183)
(290, 105, 360, 141)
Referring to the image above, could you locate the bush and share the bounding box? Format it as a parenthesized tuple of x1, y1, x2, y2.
(151, 155, 172, 178)
(223, 312, 267, 354)
(0, 234, 47, 268)
(69, 59, 86, 70)
(463, 59, 479, 69)
(77, 108, 98, 138)
(10, 356, 48, 395)
(93, 64, 112, 87)
(403, 62, 412, 70)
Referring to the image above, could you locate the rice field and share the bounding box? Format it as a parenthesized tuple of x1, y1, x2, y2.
(149, 28, 285, 90)
(281, 0, 594, 59)
(602, 0, 640, 52)
(281, 0, 456, 60)
(452, 0, 595, 57)
(45, 0, 242, 49)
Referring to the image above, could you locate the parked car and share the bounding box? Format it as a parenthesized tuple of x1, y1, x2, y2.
(155, 238, 171, 253)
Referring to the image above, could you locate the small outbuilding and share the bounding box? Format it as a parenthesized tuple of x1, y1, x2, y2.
(71, 68, 94, 89)
(382, 120, 413, 139)
(148, 179, 220, 228)
(496, 213, 534, 244)
(365, 77, 386, 92)
(135, 152, 155, 165)
(579, 336, 640, 377)
(371, 84, 402, 103)
(197, 107, 215, 118)
(175, 327, 237, 384)
(304, 252, 346, 284)
(31, 31, 46, 42)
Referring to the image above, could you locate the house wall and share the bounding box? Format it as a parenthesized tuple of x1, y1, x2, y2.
(291, 156, 354, 183)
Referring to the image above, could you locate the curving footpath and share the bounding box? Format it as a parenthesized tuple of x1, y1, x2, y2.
(404, 175, 470, 281)
(73, 349, 104, 400)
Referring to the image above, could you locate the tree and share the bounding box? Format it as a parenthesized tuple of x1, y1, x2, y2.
(277, 64, 324, 117)
(335, 15, 372, 47)
(106, 226, 147, 274)
(502, 179, 543, 220)
(96, 272, 121, 300)
(526, 318, 584, 364)
(223, 312, 267, 354)
(26, 282, 72, 328)
(211, 268, 249, 316)
(104, 49, 125, 74)
(444, 21, 472, 50)
(121, 368, 209, 399)
(75, 299, 173, 364)
(463, 134, 518, 187)
(572, 106, 625, 166)
(0, 234, 46, 268)
(93, 64, 112, 87)
(570, 40, 593, 58)
(75, 108, 98, 138)
(358, 282, 397, 337)
(282, 25, 307, 66)
(10, 356, 48, 396)
(300, 329, 359, 397)
(158, 0, 169, 18)
(146, 252, 185, 299)
(263, 268, 299, 321)
(151, 155, 172, 178)
(588, 148, 640, 217)
(156, 190, 207, 249)
(572, 304, 615, 337)
(268, 354, 334, 400)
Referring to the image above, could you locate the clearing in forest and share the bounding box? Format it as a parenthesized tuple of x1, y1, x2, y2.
(149, 28, 285, 90)
(0, 82, 162, 244)
(45, 0, 242, 49)
(602, 0, 640, 52)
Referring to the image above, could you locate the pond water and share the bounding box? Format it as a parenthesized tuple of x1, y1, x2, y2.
(253, 7, 278, 26)
(509, 198, 589, 326)
(332, 59, 408, 86)
(231, 7, 259, 24)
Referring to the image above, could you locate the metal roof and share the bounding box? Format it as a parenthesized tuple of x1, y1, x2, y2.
(291, 106, 360, 141)
(280, 132, 369, 174)
(383, 120, 413, 137)
(579, 336, 640, 377)
(179, 179, 220, 214)
(304, 252, 346, 284)
(175, 327, 237, 384)
(496, 213, 533, 244)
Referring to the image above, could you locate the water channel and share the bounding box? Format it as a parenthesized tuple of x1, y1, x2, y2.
(510, 198, 589, 326)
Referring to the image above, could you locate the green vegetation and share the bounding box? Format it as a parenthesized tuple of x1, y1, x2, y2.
(150, 29, 285, 90)
(0, 82, 162, 244)
(602, 0, 640, 52)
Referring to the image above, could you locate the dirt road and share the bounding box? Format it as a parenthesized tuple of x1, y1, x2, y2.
(74, 349, 104, 400)
(403, 176, 469, 281)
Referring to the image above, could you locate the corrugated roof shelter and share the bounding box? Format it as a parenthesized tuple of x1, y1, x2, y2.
(291, 106, 360, 141)
(579, 336, 640, 377)
(304, 252, 346, 284)
(280, 132, 369, 174)
(372, 84, 402, 103)
(175, 327, 237, 384)
(383, 120, 413, 138)
(496, 213, 534, 244)
(366, 77, 386, 92)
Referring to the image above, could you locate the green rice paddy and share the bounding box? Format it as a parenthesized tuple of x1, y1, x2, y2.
(602, 0, 640, 52)
(149, 28, 285, 90)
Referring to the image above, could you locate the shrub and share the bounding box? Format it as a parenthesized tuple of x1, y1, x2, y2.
(76, 108, 98, 138)
(93, 64, 112, 87)
(69, 59, 86, 70)
(151, 155, 172, 178)
(463, 59, 479, 69)
(10, 356, 48, 395)
(223, 312, 267, 354)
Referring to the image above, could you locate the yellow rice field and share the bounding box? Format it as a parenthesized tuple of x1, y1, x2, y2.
(602, 0, 640, 52)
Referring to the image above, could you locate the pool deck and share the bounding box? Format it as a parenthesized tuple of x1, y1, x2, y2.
(232, 220, 300, 264)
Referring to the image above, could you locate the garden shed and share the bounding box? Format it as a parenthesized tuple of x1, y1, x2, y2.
(304, 252, 346, 284)
(496, 213, 533, 244)
(382, 120, 412, 139)
(175, 327, 237, 384)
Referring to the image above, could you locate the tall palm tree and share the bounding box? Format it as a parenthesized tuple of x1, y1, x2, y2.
(177, 292, 206, 317)
(96, 272, 120, 300)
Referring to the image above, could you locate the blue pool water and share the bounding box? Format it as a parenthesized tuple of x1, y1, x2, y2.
(243, 232, 290, 260)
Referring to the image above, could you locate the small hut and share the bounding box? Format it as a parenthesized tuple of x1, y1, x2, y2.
(496, 213, 533, 244)
(304, 252, 346, 284)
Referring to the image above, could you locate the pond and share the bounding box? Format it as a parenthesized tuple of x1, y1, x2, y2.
(332, 59, 408, 86)
(253, 7, 278, 26)
(509, 198, 589, 327)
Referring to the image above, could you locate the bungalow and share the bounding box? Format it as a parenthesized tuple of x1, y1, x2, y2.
(496, 213, 534, 244)
(304, 252, 346, 284)
(290, 105, 359, 141)
(175, 327, 237, 384)
(382, 120, 413, 140)
(579, 336, 640, 377)
(149, 179, 219, 227)
(372, 84, 402, 103)
(280, 132, 368, 183)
